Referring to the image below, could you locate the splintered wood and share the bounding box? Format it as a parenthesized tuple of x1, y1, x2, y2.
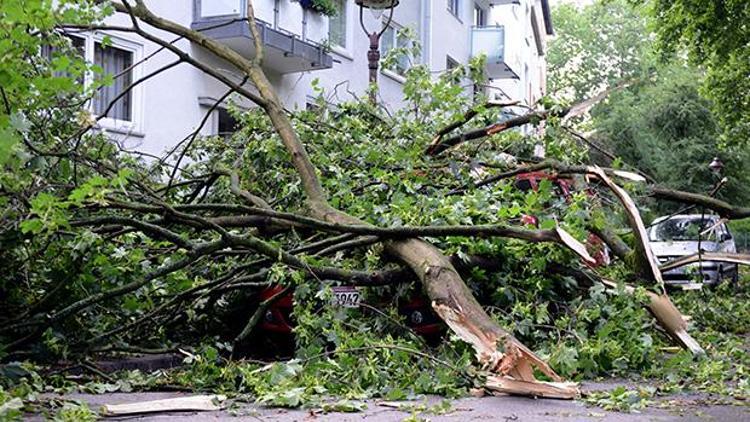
(433, 302, 580, 399)
(590, 167, 704, 355)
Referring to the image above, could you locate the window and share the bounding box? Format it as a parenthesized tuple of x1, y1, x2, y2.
(93, 43, 134, 121)
(328, 0, 347, 48)
(41, 36, 85, 80)
(473, 4, 487, 26)
(380, 24, 412, 76)
(448, 0, 461, 18)
(217, 108, 238, 139)
(446, 56, 459, 70)
(650, 217, 720, 242)
(39, 32, 142, 131)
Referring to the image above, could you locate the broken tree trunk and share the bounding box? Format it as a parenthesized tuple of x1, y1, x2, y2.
(599, 279, 704, 355)
(587, 167, 666, 288)
(311, 201, 585, 398)
(388, 237, 580, 399)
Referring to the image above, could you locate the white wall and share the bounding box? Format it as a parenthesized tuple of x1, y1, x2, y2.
(90, 0, 547, 156)
(489, 0, 549, 109)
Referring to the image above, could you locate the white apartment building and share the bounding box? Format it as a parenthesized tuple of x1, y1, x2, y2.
(74, 0, 552, 155)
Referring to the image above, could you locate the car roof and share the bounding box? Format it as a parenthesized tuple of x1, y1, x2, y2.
(651, 214, 720, 226)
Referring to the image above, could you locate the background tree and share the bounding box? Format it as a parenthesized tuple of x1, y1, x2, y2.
(549, 0, 750, 214)
(547, 0, 651, 102)
(642, 0, 750, 148)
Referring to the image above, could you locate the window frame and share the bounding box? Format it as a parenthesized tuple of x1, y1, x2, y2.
(327, 0, 350, 54)
(89, 32, 144, 133)
(379, 21, 414, 81)
(448, 0, 461, 20)
(473, 3, 487, 27)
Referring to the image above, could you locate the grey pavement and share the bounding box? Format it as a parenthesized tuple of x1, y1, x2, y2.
(30, 385, 749, 421)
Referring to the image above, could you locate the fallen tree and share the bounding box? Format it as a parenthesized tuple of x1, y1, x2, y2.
(1, 0, 749, 403)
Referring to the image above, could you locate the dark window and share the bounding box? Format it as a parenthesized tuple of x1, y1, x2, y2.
(446, 56, 459, 70)
(328, 0, 347, 47)
(41, 36, 85, 79)
(474, 4, 487, 26)
(380, 24, 411, 75)
(218, 108, 238, 138)
(93, 43, 133, 121)
(448, 0, 460, 17)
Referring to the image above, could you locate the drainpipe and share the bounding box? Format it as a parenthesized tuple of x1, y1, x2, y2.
(273, 0, 280, 29)
(302, 8, 308, 41)
(420, 0, 431, 68)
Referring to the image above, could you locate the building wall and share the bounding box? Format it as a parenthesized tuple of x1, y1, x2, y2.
(489, 0, 550, 109)
(87, 0, 550, 156)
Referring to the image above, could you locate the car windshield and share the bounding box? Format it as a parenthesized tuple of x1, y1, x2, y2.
(650, 217, 719, 242)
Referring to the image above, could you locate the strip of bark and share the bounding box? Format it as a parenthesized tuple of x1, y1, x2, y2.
(659, 252, 750, 272)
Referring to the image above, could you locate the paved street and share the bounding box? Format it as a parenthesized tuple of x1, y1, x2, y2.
(32, 384, 748, 421)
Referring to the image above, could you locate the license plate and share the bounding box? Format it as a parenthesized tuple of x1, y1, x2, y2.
(332, 286, 361, 308)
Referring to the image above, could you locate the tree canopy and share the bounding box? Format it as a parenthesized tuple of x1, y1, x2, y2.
(643, 0, 750, 147)
(549, 0, 750, 212)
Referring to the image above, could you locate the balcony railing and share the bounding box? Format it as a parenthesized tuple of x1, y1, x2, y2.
(192, 0, 332, 74)
(471, 25, 518, 79)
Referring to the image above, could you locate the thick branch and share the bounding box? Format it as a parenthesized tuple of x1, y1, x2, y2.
(427, 80, 635, 156)
(426, 110, 553, 156)
(651, 187, 750, 219)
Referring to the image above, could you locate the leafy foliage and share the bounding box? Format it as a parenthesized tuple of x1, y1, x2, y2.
(642, 0, 750, 147)
(548, 0, 652, 102)
(591, 64, 750, 211)
(549, 0, 750, 213)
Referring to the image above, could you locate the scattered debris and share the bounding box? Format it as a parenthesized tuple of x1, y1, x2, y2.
(101, 394, 227, 416)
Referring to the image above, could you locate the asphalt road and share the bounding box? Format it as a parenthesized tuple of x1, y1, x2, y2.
(31, 385, 748, 421)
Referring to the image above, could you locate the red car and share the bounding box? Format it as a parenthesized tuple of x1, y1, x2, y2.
(257, 286, 444, 342)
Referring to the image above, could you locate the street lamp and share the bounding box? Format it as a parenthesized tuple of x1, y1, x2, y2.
(355, 0, 399, 103)
(708, 157, 724, 176)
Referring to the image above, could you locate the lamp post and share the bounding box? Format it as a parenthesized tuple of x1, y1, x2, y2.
(355, 0, 399, 103)
(708, 156, 724, 176)
(698, 157, 725, 279)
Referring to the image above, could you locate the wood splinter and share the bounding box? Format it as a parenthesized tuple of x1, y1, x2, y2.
(433, 302, 581, 399)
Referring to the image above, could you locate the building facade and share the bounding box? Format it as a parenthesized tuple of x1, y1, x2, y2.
(78, 0, 552, 155)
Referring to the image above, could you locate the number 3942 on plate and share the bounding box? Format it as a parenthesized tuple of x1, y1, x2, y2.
(331, 286, 361, 308)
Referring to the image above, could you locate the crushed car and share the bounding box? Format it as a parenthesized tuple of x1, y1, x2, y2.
(648, 214, 739, 289)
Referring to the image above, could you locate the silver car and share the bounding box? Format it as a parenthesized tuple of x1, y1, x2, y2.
(648, 214, 739, 289)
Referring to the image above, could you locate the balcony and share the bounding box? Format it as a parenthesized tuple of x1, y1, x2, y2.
(471, 25, 518, 80)
(191, 0, 333, 74)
